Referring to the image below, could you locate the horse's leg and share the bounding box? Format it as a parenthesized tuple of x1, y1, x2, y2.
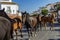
(18, 22, 23, 38)
(34, 26, 37, 37)
(15, 29, 18, 40)
(18, 25, 23, 38)
(50, 22, 54, 31)
(35, 23, 39, 33)
(30, 27, 33, 37)
(40, 21, 42, 30)
(31, 26, 36, 37)
(26, 25, 30, 37)
(35, 21, 39, 31)
(44, 23, 46, 30)
(20, 29, 23, 38)
(30, 27, 34, 37)
(19, 26, 23, 38)
(10, 25, 13, 39)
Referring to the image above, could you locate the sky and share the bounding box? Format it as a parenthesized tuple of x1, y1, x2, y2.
(12, 0, 60, 13)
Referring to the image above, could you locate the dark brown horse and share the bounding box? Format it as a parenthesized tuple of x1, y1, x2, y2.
(0, 9, 14, 38)
(0, 9, 23, 39)
(0, 17, 11, 40)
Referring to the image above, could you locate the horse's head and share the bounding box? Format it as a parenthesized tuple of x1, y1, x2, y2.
(0, 8, 5, 14)
(51, 13, 56, 19)
(22, 11, 29, 24)
(37, 14, 41, 21)
(49, 13, 56, 23)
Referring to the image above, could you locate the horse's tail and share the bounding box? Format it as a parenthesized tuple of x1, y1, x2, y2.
(10, 19, 17, 38)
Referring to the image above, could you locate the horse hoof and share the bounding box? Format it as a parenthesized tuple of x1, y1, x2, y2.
(51, 29, 54, 31)
(11, 36, 13, 39)
(28, 38, 31, 40)
(50, 27, 54, 31)
(21, 35, 23, 38)
(28, 34, 30, 37)
(50, 27, 51, 30)
(34, 34, 36, 37)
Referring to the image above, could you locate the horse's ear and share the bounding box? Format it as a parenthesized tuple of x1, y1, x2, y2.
(24, 11, 27, 14)
(2, 8, 5, 11)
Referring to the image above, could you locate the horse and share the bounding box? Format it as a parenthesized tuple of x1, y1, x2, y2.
(36, 14, 42, 30)
(22, 12, 31, 37)
(29, 16, 38, 37)
(41, 13, 56, 30)
(12, 17, 23, 38)
(0, 17, 11, 40)
(22, 11, 37, 38)
(0, 9, 18, 39)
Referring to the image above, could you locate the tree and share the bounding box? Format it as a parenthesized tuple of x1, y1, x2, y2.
(41, 8, 48, 16)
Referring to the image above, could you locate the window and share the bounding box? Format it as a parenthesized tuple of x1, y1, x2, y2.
(13, 10, 14, 13)
(6, 6, 11, 13)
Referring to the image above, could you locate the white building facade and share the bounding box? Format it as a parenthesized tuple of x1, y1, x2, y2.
(0, 0, 12, 2)
(0, 0, 19, 14)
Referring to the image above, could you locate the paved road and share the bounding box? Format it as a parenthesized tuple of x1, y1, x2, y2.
(13, 25, 29, 40)
(12, 22, 60, 40)
(30, 30, 60, 40)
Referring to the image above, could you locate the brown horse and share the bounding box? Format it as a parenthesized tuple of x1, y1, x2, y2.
(41, 13, 56, 30)
(22, 12, 31, 37)
(12, 17, 23, 39)
(22, 12, 37, 38)
(28, 16, 37, 37)
(36, 14, 42, 30)
(0, 9, 23, 39)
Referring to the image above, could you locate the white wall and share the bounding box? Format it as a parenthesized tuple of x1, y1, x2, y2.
(58, 10, 60, 15)
(46, 4, 55, 12)
(0, 0, 12, 2)
(1, 4, 19, 14)
(19, 12, 22, 16)
(46, 5, 51, 12)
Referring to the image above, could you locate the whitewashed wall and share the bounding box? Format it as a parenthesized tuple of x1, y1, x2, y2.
(46, 5, 51, 12)
(18, 12, 22, 16)
(0, 0, 12, 2)
(1, 4, 19, 14)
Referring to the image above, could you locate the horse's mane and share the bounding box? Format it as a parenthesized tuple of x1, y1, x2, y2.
(0, 9, 13, 22)
(13, 17, 22, 22)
